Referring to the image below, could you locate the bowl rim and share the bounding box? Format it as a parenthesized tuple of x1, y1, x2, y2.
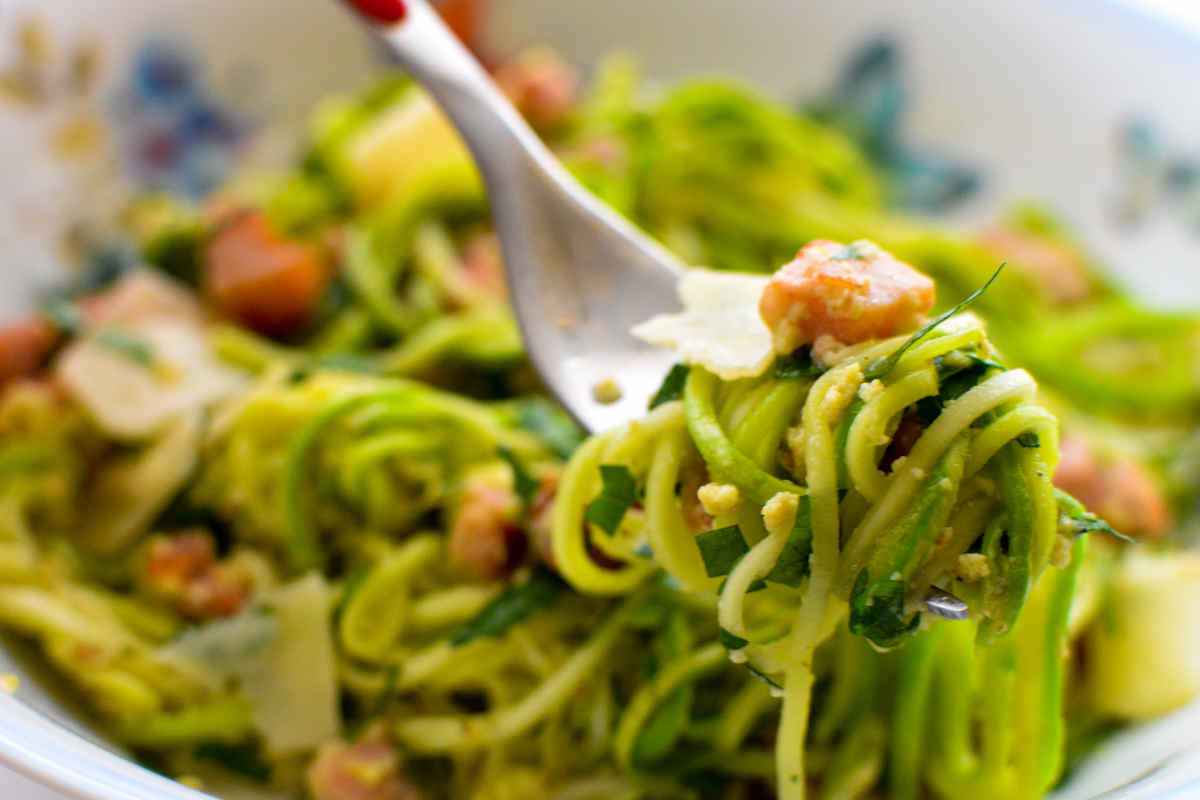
(0, 1, 1198, 799)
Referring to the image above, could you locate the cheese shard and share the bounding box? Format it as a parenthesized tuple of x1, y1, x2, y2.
(57, 319, 246, 440)
(633, 270, 773, 380)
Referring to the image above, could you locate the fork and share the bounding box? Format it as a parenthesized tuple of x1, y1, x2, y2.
(341, 0, 684, 433)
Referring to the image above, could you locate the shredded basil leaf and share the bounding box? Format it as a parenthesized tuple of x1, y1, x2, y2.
(696, 525, 749, 578)
(718, 574, 768, 594)
(743, 662, 783, 691)
(94, 329, 156, 367)
(649, 364, 690, 409)
(450, 567, 565, 646)
(498, 446, 539, 512)
(632, 613, 693, 765)
(764, 525, 812, 587)
(313, 353, 383, 375)
(774, 347, 823, 380)
(966, 353, 1006, 371)
(514, 397, 585, 458)
(193, 742, 272, 783)
(1055, 489, 1132, 543)
(718, 628, 749, 650)
(831, 241, 871, 261)
(849, 569, 921, 649)
(585, 464, 639, 535)
(41, 297, 85, 334)
(864, 264, 1006, 381)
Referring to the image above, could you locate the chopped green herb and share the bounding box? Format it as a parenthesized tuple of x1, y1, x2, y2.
(696, 525, 749, 578)
(144, 222, 206, 286)
(193, 742, 272, 783)
(916, 357, 994, 425)
(864, 264, 1006, 381)
(718, 628, 749, 650)
(313, 353, 382, 375)
(966, 353, 1006, 371)
(498, 446, 539, 511)
(718, 575, 768, 594)
(764, 516, 813, 588)
(831, 241, 870, 261)
(584, 464, 639, 535)
(743, 662, 783, 691)
(371, 664, 401, 717)
(333, 566, 370, 624)
(95, 330, 156, 367)
(450, 567, 565, 646)
(0, 443, 58, 475)
(1055, 489, 1133, 543)
(649, 364, 690, 409)
(514, 397, 585, 458)
(41, 297, 85, 334)
(849, 569, 920, 649)
(774, 347, 823, 380)
(633, 613, 693, 766)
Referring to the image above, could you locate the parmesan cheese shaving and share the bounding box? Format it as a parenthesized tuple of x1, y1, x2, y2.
(632, 270, 773, 380)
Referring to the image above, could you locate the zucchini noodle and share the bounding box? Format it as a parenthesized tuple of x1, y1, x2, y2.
(555, 310, 1070, 800)
(0, 55, 1182, 800)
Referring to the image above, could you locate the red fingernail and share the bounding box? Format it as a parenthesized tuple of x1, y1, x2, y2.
(345, 0, 407, 24)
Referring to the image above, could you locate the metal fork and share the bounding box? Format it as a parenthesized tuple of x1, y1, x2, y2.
(341, 0, 684, 433)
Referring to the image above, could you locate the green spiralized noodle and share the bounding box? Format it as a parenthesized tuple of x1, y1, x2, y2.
(394, 591, 641, 753)
(845, 367, 938, 502)
(551, 404, 682, 595)
(0, 60, 1169, 800)
(553, 312, 1066, 800)
(837, 368, 1040, 596)
(338, 534, 441, 660)
(613, 642, 726, 769)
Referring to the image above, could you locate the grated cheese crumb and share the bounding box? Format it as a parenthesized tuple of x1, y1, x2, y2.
(812, 334, 850, 368)
(819, 363, 864, 424)
(858, 379, 885, 403)
(762, 492, 800, 536)
(956, 553, 992, 582)
(698, 483, 741, 516)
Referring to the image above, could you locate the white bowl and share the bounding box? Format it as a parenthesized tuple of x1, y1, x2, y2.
(0, 1, 1198, 798)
